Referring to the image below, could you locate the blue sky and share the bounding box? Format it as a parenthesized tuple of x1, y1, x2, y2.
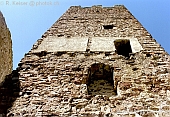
(0, 0, 170, 69)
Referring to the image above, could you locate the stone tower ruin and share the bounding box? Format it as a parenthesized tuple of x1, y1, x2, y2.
(2, 5, 170, 117)
(0, 11, 12, 83)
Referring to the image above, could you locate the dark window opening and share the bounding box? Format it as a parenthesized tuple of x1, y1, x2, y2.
(87, 63, 116, 96)
(114, 39, 132, 57)
(103, 25, 114, 29)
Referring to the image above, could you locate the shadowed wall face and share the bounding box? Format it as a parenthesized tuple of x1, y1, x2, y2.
(0, 11, 12, 83)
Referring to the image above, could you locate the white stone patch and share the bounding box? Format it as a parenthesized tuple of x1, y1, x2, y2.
(32, 36, 143, 53)
(129, 38, 143, 53)
(90, 37, 116, 51)
(90, 37, 143, 53)
(33, 36, 88, 52)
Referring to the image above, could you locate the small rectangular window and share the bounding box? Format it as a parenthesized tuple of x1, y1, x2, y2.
(103, 25, 114, 29)
(114, 39, 132, 57)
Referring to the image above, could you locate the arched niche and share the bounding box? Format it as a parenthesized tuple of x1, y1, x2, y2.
(87, 63, 116, 96)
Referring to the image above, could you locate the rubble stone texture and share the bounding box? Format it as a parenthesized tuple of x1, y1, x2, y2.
(2, 5, 170, 117)
(0, 11, 12, 83)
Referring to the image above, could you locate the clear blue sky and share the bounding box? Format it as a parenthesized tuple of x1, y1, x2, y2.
(0, 0, 170, 69)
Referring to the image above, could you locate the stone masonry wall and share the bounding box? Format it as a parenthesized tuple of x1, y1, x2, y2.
(8, 52, 170, 116)
(0, 11, 12, 83)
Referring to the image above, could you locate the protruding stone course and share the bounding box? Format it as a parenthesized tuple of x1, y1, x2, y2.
(4, 5, 170, 117)
(32, 37, 143, 53)
(0, 11, 12, 83)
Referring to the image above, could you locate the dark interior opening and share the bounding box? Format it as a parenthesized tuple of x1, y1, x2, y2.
(103, 25, 114, 29)
(87, 63, 116, 96)
(114, 39, 132, 57)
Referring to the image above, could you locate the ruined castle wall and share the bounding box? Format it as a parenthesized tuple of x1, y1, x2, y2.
(0, 11, 12, 83)
(6, 5, 170, 117)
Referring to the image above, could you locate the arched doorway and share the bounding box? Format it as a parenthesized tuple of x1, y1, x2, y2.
(87, 63, 116, 96)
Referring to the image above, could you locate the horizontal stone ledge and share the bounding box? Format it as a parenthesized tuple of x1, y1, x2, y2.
(31, 37, 143, 53)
